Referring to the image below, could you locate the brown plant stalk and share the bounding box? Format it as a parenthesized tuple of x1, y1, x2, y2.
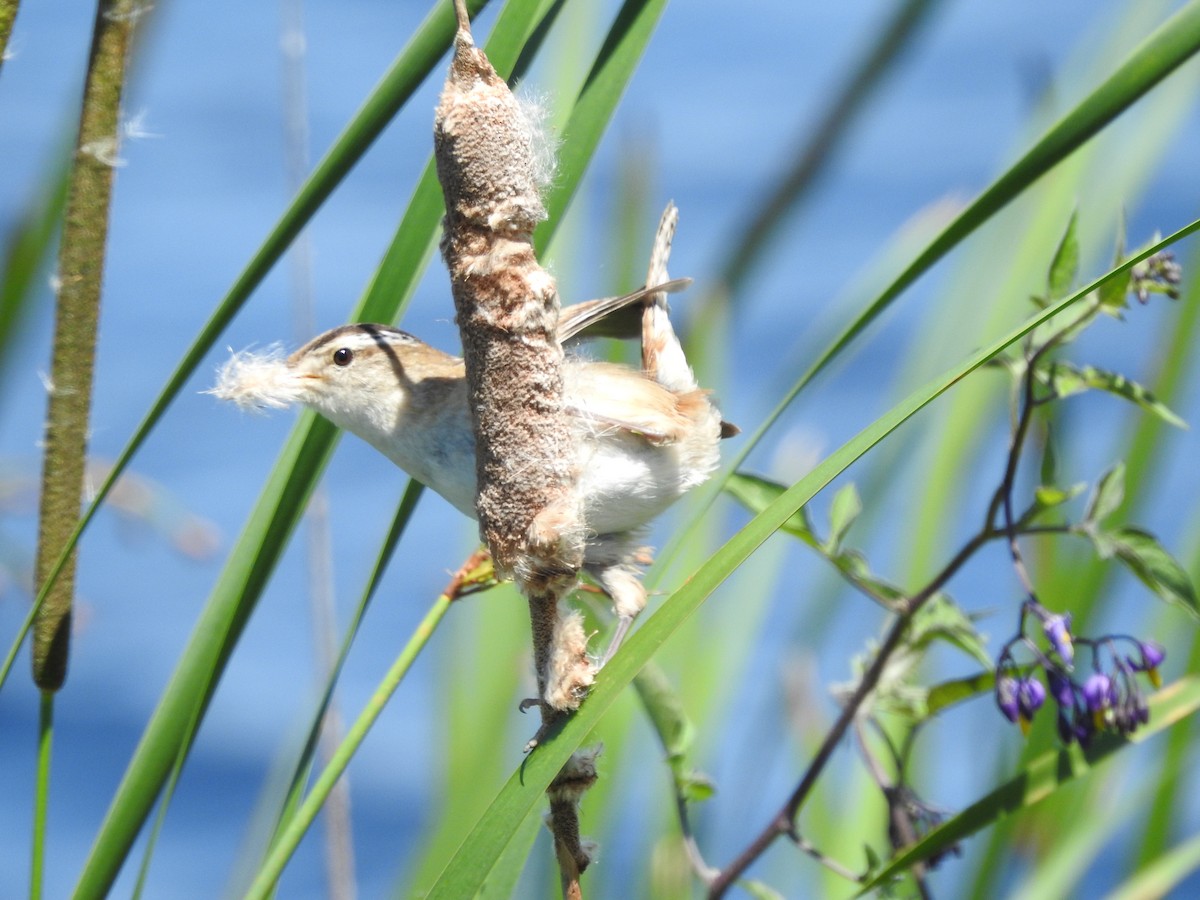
(433, 0, 595, 892)
(33, 0, 139, 690)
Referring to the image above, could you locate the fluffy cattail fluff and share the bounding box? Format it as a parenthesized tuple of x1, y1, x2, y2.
(544, 606, 595, 711)
(208, 347, 300, 410)
(515, 88, 558, 193)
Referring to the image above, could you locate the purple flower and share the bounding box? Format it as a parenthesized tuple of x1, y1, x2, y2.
(1082, 674, 1114, 712)
(1082, 673, 1116, 728)
(1018, 677, 1046, 719)
(1046, 668, 1075, 708)
(1043, 614, 1074, 667)
(996, 676, 1048, 736)
(996, 677, 1020, 724)
(1130, 641, 1166, 688)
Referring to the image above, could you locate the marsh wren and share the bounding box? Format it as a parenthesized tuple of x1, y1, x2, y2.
(215, 250, 734, 661)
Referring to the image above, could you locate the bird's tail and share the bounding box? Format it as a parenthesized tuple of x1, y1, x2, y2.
(641, 202, 698, 394)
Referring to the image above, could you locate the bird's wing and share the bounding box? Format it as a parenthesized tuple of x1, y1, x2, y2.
(565, 361, 712, 445)
(559, 277, 691, 344)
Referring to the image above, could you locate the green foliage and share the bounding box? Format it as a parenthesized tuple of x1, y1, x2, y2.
(1040, 362, 1186, 427)
(1088, 526, 1199, 618)
(6, 0, 1200, 898)
(860, 676, 1200, 894)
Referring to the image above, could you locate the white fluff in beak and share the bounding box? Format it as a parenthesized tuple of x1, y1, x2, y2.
(208, 346, 302, 411)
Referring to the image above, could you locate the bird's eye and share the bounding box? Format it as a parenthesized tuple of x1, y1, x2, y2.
(333, 347, 354, 367)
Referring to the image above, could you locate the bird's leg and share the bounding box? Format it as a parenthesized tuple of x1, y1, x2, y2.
(584, 540, 650, 665)
(599, 615, 635, 667)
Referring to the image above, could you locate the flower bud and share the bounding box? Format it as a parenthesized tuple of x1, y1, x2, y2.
(996, 677, 1020, 724)
(1046, 668, 1075, 708)
(1132, 641, 1166, 688)
(1016, 677, 1045, 735)
(1043, 614, 1074, 667)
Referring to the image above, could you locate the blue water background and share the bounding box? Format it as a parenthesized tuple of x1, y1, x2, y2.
(2, 0, 1199, 896)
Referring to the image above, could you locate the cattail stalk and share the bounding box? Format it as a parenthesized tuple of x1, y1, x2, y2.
(33, 0, 139, 690)
(433, 0, 596, 890)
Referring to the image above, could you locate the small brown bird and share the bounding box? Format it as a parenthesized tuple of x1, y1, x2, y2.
(214, 205, 734, 659)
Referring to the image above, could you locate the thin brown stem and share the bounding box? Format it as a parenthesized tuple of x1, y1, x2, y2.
(790, 834, 859, 882)
(672, 777, 719, 885)
(854, 722, 931, 899)
(709, 530, 988, 897)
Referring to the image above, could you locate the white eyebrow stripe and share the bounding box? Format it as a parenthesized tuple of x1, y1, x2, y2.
(301, 324, 422, 357)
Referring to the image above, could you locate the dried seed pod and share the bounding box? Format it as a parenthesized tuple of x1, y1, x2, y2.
(434, 0, 583, 592)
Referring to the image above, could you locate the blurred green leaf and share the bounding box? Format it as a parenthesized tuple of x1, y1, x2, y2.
(926, 672, 996, 716)
(725, 472, 819, 548)
(826, 483, 863, 554)
(1042, 362, 1187, 427)
(1024, 478, 1087, 527)
(1108, 832, 1200, 900)
(1031, 483, 1086, 514)
(1048, 210, 1080, 300)
(0, 155, 69, 398)
(633, 661, 696, 774)
(907, 596, 991, 668)
(680, 772, 717, 804)
(1089, 526, 1199, 618)
(1085, 462, 1126, 524)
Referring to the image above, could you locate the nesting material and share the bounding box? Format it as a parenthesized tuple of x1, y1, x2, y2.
(208, 347, 301, 411)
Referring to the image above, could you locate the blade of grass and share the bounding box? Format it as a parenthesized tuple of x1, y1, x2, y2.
(657, 0, 1200, 579)
(1107, 831, 1200, 900)
(257, 481, 424, 857)
(244, 585, 458, 899)
(71, 413, 338, 900)
(718, 0, 945, 293)
(0, 152, 69, 400)
(532, 0, 670, 255)
(423, 218, 1200, 900)
(68, 1, 610, 892)
(0, 0, 488, 695)
(803, 0, 1200, 387)
(31, 693, 52, 900)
